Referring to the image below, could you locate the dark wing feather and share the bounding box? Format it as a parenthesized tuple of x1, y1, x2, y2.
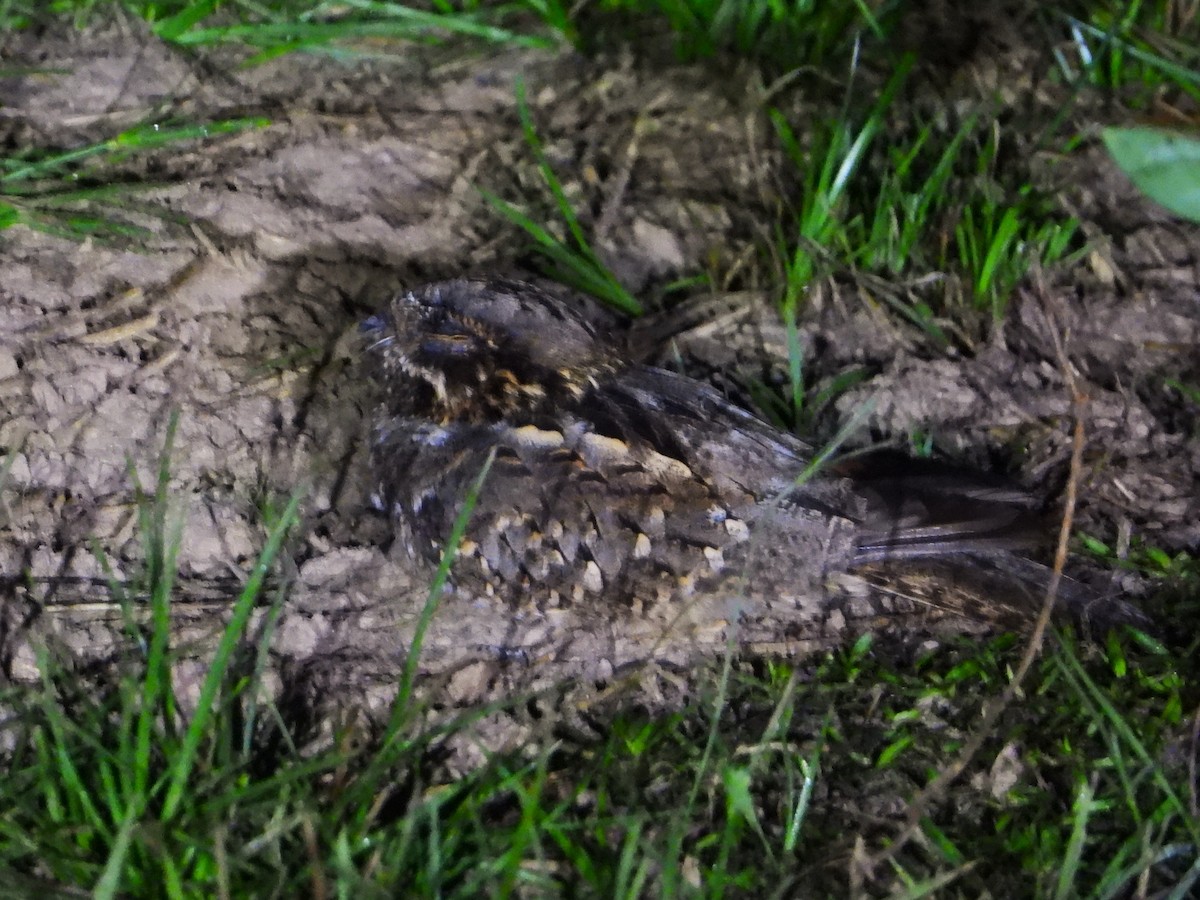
(831, 451, 1042, 563)
(373, 409, 760, 608)
(592, 365, 814, 497)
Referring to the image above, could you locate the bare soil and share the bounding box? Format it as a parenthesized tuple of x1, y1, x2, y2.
(1, 17, 1197, 759)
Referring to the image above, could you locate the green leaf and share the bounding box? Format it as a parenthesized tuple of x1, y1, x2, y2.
(1102, 126, 1200, 223)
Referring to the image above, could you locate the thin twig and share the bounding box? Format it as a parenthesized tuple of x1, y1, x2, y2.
(859, 296, 1088, 880)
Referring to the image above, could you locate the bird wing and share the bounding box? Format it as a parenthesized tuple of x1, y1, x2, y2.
(372, 410, 761, 609)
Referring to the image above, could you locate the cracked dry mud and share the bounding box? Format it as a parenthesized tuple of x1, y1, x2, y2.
(1, 22, 1198, 758)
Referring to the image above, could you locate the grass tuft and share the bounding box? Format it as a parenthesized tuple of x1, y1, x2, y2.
(14, 0, 573, 61)
(0, 117, 269, 245)
(770, 65, 1083, 331)
(480, 79, 644, 315)
(591, 0, 885, 71)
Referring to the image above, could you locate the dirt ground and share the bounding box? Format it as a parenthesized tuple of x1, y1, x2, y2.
(1, 17, 1198, 756)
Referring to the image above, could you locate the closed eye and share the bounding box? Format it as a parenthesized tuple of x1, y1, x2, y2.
(420, 332, 480, 357)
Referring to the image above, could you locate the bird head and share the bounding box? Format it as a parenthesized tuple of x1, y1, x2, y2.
(365, 279, 616, 424)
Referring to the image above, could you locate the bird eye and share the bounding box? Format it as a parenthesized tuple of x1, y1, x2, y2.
(419, 332, 478, 358)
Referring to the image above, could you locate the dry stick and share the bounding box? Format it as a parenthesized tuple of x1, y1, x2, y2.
(860, 320, 1089, 879)
(593, 112, 648, 249)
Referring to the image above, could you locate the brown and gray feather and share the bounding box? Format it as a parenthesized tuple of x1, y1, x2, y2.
(364, 278, 1147, 634)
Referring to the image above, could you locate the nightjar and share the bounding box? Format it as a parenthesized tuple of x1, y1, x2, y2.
(364, 278, 1145, 638)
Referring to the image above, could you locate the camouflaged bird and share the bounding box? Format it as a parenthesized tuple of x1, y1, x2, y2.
(364, 278, 1146, 638)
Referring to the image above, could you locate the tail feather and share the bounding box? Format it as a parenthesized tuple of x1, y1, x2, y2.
(857, 552, 1154, 635)
(845, 452, 1044, 562)
(839, 452, 1153, 634)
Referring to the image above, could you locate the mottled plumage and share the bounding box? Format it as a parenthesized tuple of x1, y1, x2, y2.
(364, 278, 1144, 633)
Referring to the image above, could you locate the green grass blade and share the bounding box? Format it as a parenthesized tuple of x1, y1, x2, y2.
(94, 802, 141, 900)
(387, 446, 496, 737)
(160, 488, 304, 821)
(134, 411, 185, 801)
(1, 118, 267, 184)
(151, 0, 220, 41)
(172, 9, 555, 52)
